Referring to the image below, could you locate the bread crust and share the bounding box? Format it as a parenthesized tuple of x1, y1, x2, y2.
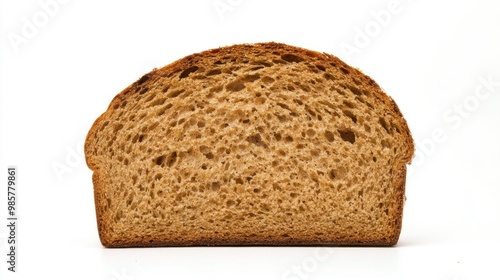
(85, 42, 414, 247)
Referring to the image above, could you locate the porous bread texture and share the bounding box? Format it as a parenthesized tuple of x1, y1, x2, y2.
(85, 42, 414, 247)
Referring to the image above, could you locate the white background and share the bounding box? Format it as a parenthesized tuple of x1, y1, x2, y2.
(1, 0, 500, 279)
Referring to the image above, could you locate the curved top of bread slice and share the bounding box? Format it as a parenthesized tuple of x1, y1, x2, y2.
(85, 42, 414, 247)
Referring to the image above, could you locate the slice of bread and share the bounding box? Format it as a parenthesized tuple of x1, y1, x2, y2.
(85, 42, 414, 247)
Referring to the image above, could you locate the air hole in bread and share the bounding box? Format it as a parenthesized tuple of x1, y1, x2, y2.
(293, 99, 303, 106)
(352, 78, 362, 86)
(324, 131, 335, 142)
(197, 120, 206, 128)
(328, 169, 336, 180)
(355, 96, 374, 109)
(244, 74, 261, 83)
(381, 139, 390, 149)
(394, 125, 401, 134)
(234, 178, 244, 185)
(273, 132, 282, 141)
(316, 65, 326, 71)
(113, 210, 123, 222)
(199, 145, 210, 153)
(342, 100, 355, 109)
(205, 152, 214, 159)
(323, 72, 335, 82)
(276, 103, 298, 117)
(143, 94, 156, 103)
(346, 85, 362, 96)
(179, 66, 199, 79)
(253, 60, 273, 67)
(206, 69, 222, 76)
(342, 110, 357, 123)
(157, 103, 172, 116)
(167, 89, 185, 98)
(275, 113, 288, 122)
(305, 106, 316, 117)
(211, 182, 220, 191)
(113, 123, 123, 133)
(261, 203, 271, 212)
(126, 192, 134, 206)
(262, 76, 275, 84)
(150, 97, 167, 107)
(338, 129, 356, 144)
(379, 118, 390, 134)
(154, 155, 166, 166)
(297, 83, 311, 93)
(104, 198, 111, 211)
(166, 152, 177, 167)
(249, 66, 264, 71)
(226, 81, 245, 92)
(246, 133, 267, 148)
(296, 143, 305, 149)
(281, 53, 303, 63)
